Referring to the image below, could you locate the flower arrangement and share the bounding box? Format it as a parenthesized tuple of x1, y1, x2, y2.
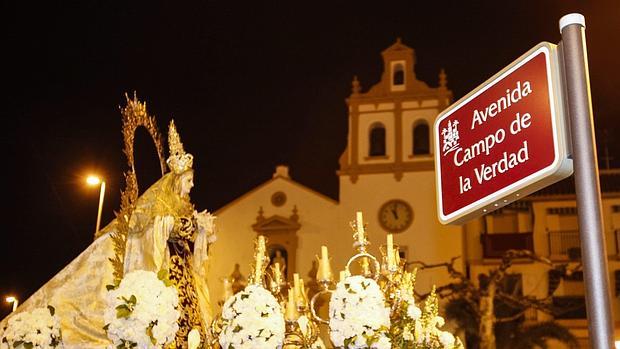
(0, 306, 63, 349)
(412, 289, 461, 349)
(328, 275, 391, 349)
(389, 273, 462, 349)
(104, 270, 180, 349)
(219, 284, 285, 349)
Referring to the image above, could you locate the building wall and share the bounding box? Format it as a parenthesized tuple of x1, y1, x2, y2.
(465, 194, 620, 347)
(209, 177, 339, 308)
(339, 170, 463, 293)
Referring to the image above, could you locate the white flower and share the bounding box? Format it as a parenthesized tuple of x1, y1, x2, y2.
(440, 331, 456, 348)
(0, 306, 63, 349)
(371, 335, 391, 349)
(104, 270, 180, 349)
(407, 303, 422, 320)
(219, 284, 285, 349)
(328, 276, 391, 349)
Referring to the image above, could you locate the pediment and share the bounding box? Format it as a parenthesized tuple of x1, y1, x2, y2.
(252, 214, 301, 233)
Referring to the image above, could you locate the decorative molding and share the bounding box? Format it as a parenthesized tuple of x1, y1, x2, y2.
(252, 207, 302, 280)
(338, 160, 434, 181)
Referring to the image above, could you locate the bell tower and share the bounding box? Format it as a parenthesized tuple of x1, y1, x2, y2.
(337, 39, 462, 293)
(338, 38, 452, 183)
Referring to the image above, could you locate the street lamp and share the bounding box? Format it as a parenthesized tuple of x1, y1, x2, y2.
(86, 175, 106, 234)
(5, 296, 18, 312)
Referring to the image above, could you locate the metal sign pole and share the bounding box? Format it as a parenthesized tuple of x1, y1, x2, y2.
(560, 13, 614, 348)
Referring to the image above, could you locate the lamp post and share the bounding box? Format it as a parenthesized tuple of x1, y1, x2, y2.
(86, 175, 106, 235)
(5, 296, 18, 312)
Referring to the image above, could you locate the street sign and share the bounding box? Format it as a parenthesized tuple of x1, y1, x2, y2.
(434, 42, 573, 224)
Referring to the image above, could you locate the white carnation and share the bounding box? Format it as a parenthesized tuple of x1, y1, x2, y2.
(104, 270, 180, 349)
(219, 284, 285, 349)
(328, 276, 391, 349)
(0, 306, 63, 349)
(439, 331, 456, 347)
(407, 303, 422, 320)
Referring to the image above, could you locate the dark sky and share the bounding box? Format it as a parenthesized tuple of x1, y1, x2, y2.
(2, 1, 619, 318)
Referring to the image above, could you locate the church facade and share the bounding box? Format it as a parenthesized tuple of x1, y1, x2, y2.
(208, 39, 464, 303)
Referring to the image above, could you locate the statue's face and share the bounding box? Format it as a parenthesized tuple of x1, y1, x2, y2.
(179, 171, 194, 198)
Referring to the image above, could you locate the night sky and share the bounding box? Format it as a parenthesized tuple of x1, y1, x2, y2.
(2, 1, 619, 318)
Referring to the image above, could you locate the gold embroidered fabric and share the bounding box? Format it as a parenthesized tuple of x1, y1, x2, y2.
(0, 172, 213, 348)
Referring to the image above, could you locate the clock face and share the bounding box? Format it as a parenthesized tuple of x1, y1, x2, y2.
(379, 199, 413, 233)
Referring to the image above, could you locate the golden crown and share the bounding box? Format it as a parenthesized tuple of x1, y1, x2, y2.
(166, 120, 194, 174)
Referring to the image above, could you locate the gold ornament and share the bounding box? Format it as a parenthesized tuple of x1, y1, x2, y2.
(167, 120, 194, 174)
(105, 93, 166, 281)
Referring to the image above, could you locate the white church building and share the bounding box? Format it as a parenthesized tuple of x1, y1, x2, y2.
(208, 39, 464, 301)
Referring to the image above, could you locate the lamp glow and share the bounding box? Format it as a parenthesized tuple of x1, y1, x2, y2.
(85, 175, 106, 234)
(86, 175, 101, 186)
(5, 296, 18, 312)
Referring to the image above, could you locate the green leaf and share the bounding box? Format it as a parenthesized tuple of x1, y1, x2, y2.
(103, 324, 110, 332)
(116, 339, 137, 349)
(233, 325, 243, 333)
(106, 284, 116, 291)
(146, 324, 156, 345)
(344, 336, 355, 348)
(128, 295, 137, 305)
(47, 305, 56, 316)
(13, 341, 23, 348)
(115, 304, 132, 319)
(157, 269, 168, 281)
(23, 343, 33, 349)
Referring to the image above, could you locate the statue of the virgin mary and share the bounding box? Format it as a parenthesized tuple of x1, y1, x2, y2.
(0, 96, 215, 349)
(124, 120, 215, 347)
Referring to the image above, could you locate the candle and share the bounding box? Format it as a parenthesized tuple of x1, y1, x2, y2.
(285, 288, 299, 321)
(356, 211, 365, 243)
(223, 278, 233, 301)
(387, 234, 395, 268)
(293, 273, 301, 301)
(318, 245, 332, 281)
(321, 245, 329, 261)
(316, 256, 325, 281)
(299, 281, 307, 306)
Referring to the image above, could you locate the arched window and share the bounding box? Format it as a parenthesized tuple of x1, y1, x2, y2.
(413, 122, 430, 155)
(393, 64, 404, 85)
(369, 123, 386, 156)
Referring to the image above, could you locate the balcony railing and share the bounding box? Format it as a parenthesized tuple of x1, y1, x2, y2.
(481, 232, 534, 258)
(548, 230, 580, 259)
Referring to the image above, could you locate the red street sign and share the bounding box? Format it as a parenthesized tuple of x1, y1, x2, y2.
(434, 42, 573, 224)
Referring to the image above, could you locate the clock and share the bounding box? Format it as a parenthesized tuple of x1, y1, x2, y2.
(378, 199, 413, 233)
